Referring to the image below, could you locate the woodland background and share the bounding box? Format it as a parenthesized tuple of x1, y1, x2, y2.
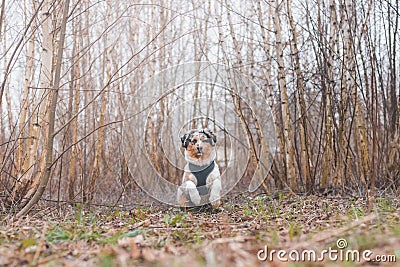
(0, 0, 399, 216)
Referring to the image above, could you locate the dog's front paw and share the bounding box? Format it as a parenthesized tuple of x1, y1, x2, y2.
(178, 194, 190, 207)
(189, 189, 201, 205)
(211, 199, 222, 209)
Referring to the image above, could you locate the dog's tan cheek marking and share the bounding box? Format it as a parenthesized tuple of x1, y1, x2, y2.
(187, 143, 200, 158)
(202, 143, 213, 158)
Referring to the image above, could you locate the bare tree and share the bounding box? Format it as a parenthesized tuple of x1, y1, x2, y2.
(17, 0, 70, 217)
(286, 0, 312, 191)
(273, 0, 297, 191)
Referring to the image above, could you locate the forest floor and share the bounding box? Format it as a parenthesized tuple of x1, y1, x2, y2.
(1, 193, 399, 267)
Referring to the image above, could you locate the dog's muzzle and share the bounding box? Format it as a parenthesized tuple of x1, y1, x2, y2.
(197, 145, 203, 154)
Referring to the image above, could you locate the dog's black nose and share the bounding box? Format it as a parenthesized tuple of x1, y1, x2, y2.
(197, 145, 203, 152)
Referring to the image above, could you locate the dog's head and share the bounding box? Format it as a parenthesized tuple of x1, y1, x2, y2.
(180, 128, 216, 164)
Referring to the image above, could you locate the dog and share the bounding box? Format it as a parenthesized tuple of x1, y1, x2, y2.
(177, 128, 222, 208)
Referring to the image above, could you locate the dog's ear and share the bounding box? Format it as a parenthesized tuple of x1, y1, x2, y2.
(180, 133, 190, 148)
(202, 128, 217, 144)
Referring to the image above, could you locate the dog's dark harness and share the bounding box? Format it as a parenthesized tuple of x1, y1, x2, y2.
(188, 161, 215, 195)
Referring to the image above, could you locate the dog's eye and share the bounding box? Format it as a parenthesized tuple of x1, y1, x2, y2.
(191, 140, 197, 144)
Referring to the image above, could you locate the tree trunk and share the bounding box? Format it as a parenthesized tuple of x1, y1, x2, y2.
(321, 0, 339, 190)
(286, 0, 312, 192)
(12, 0, 54, 207)
(273, 0, 297, 191)
(68, 13, 81, 201)
(16, 0, 36, 184)
(17, 0, 70, 217)
(87, 7, 111, 202)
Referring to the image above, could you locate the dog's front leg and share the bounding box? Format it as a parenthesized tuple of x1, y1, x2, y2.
(209, 179, 222, 208)
(177, 186, 188, 206)
(181, 180, 201, 205)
